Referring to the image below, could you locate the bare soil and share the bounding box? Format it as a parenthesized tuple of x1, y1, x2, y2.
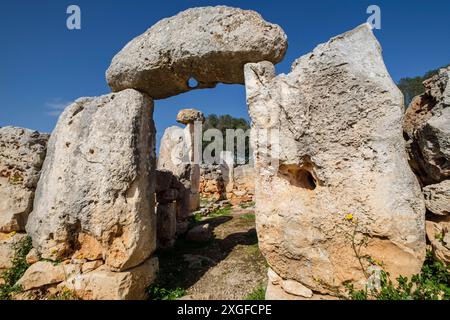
(155, 206, 268, 300)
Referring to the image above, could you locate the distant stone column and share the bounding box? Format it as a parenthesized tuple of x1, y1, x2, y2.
(176, 109, 205, 213)
(220, 151, 235, 198)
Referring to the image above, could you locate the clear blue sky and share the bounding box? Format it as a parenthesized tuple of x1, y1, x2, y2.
(1, 0, 449, 147)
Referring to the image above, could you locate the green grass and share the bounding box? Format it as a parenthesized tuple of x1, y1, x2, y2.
(0, 236, 33, 300)
(148, 285, 187, 300)
(209, 205, 232, 218)
(239, 201, 255, 209)
(245, 284, 266, 300)
(346, 251, 450, 300)
(240, 213, 255, 222)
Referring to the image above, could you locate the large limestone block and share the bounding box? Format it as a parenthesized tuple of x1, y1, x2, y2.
(106, 6, 287, 99)
(245, 24, 425, 295)
(0, 127, 49, 232)
(404, 67, 450, 185)
(26, 89, 156, 271)
(64, 257, 158, 300)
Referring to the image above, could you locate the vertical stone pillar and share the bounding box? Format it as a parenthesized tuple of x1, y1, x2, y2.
(176, 109, 205, 213)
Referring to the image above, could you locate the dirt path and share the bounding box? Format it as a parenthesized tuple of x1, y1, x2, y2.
(155, 206, 268, 300)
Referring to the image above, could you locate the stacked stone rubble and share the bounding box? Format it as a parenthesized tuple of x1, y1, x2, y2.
(404, 66, 450, 265)
(0, 127, 48, 280)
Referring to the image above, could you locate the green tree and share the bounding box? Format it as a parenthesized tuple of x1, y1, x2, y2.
(397, 64, 449, 107)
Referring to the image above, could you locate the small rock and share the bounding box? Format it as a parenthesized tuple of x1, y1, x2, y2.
(81, 260, 104, 273)
(25, 248, 40, 265)
(281, 279, 313, 298)
(267, 268, 282, 285)
(186, 224, 212, 243)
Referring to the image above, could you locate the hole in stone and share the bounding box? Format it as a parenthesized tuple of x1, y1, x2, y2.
(187, 77, 199, 89)
(279, 164, 317, 190)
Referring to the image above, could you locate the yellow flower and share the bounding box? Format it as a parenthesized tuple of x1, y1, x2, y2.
(345, 214, 353, 221)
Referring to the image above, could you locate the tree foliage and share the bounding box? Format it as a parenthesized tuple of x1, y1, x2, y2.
(397, 64, 449, 107)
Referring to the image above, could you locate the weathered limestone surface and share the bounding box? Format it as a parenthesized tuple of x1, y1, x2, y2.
(0, 127, 49, 232)
(245, 24, 426, 297)
(64, 257, 158, 300)
(176, 109, 205, 125)
(26, 89, 157, 272)
(0, 233, 27, 270)
(403, 67, 450, 265)
(106, 6, 288, 99)
(404, 67, 450, 185)
(423, 180, 450, 216)
(426, 218, 450, 265)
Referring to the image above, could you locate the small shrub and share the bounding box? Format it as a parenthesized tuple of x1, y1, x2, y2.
(245, 284, 266, 300)
(0, 236, 33, 300)
(346, 251, 450, 300)
(148, 285, 186, 300)
(47, 287, 79, 300)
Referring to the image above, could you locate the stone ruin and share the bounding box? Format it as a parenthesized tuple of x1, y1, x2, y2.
(199, 163, 256, 206)
(0, 5, 448, 300)
(156, 108, 205, 249)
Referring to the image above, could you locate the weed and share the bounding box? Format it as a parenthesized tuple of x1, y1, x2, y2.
(245, 284, 266, 300)
(148, 285, 186, 300)
(0, 236, 33, 300)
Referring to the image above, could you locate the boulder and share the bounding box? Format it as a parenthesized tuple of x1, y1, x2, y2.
(0, 127, 49, 232)
(106, 6, 287, 99)
(26, 89, 157, 272)
(403, 67, 450, 185)
(423, 180, 450, 216)
(176, 109, 205, 125)
(245, 24, 425, 296)
(16, 261, 67, 291)
(63, 257, 158, 300)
